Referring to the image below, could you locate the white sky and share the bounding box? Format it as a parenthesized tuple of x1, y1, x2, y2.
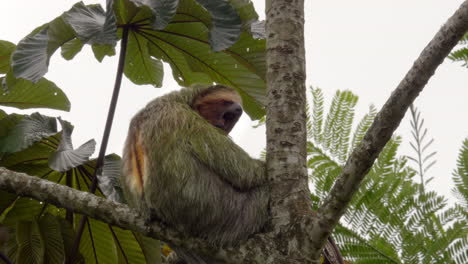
(1, 0, 467, 202)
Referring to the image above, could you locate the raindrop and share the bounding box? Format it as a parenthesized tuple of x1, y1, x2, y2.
(54, 92, 58, 96)
(246, 48, 250, 52)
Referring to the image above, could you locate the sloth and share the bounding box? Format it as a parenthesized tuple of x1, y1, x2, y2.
(121, 85, 269, 263)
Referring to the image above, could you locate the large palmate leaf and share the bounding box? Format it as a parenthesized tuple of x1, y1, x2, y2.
(11, 28, 49, 83)
(0, 44, 70, 112)
(11, 1, 117, 82)
(10, 0, 266, 119)
(48, 119, 96, 172)
(0, 112, 57, 155)
(194, 0, 241, 51)
(11, 17, 76, 83)
(60, 38, 84, 60)
(5, 214, 76, 264)
(130, 0, 180, 30)
(0, 40, 16, 74)
(121, 0, 266, 118)
(0, 112, 160, 263)
(0, 74, 70, 111)
(124, 32, 164, 87)
(63, 1, 118, 45)
(15, 220, 45, 264)
(99, 158, 125, 203)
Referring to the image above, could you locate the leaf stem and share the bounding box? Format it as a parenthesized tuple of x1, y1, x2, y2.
(67, 25, 130, 264)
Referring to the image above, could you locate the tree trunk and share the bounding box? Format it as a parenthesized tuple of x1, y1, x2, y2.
(265, 0, 317, 263)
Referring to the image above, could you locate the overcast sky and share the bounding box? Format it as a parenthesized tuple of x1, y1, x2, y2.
(1, 0, 467, 202)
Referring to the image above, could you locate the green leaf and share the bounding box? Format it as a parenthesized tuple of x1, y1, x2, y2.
(92, 43, 116, 62)
(11, 16, 76, 82)
(0, 108, 6, 120)
(227, 32, 266, 80)
(110, 227, 162, 264)
(39, 215, 65, 264)
(144, 22, 265, 118)
(79, 217, 118, 263)
(310, 87, 324, 144)
(0, 113, 23, 146)
(2, 198, 45, 227)
(0, 75, 70, 111)
(194, 0, 241, 51)
(0, 191, 17, 217)
(57, 219, 83, 263)
(114, 0, 142, 24)
(229, 0, 259, 28)
(0, 40, 16, 74)
(16, 220, 45, 264)
(133, 233, 162, 264)
(99, 157, 125, 203)
(350, 105, 377, 151)
(131, 0, 180, 30)
(452, 138, 468, 208)
(48, 118, 96, 172)
(449, 33, 468, 67)
(321, 90, 358, 161)
(124, 32, 163, 87)
(11, 28, 49, 82)
(109, 0, 266, 118)
(0, 112, 57, 155)
(61, 38, 84, 60)
(63, 1, 118, 45)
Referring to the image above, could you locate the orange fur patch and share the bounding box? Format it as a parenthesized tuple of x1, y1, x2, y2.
(130, 134, 145, 194)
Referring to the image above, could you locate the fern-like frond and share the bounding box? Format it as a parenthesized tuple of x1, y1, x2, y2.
(310, 87, 325, 144)
(304, 89, 467, 263)
(350, 105, 377, 152)
(308, 141, 342, 202)
(407, 104, 437, 192)
(334, 224, 400, 264)
(449, 33, 468, 67)
(321, 90, 358, 162)
(452, 138, 468, 209)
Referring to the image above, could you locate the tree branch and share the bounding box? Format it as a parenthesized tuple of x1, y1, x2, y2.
(0, 167, 262, 262)
(0, 168, 213, 255)
(0, 167, 147, 232)
(311, 0, 468, 257)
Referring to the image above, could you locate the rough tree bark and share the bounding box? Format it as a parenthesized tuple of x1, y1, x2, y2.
(1, 0, 468, 263)
(264, 0, 316, 263)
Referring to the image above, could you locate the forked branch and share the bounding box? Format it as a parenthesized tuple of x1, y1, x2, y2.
(311, 0, 468, 258)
